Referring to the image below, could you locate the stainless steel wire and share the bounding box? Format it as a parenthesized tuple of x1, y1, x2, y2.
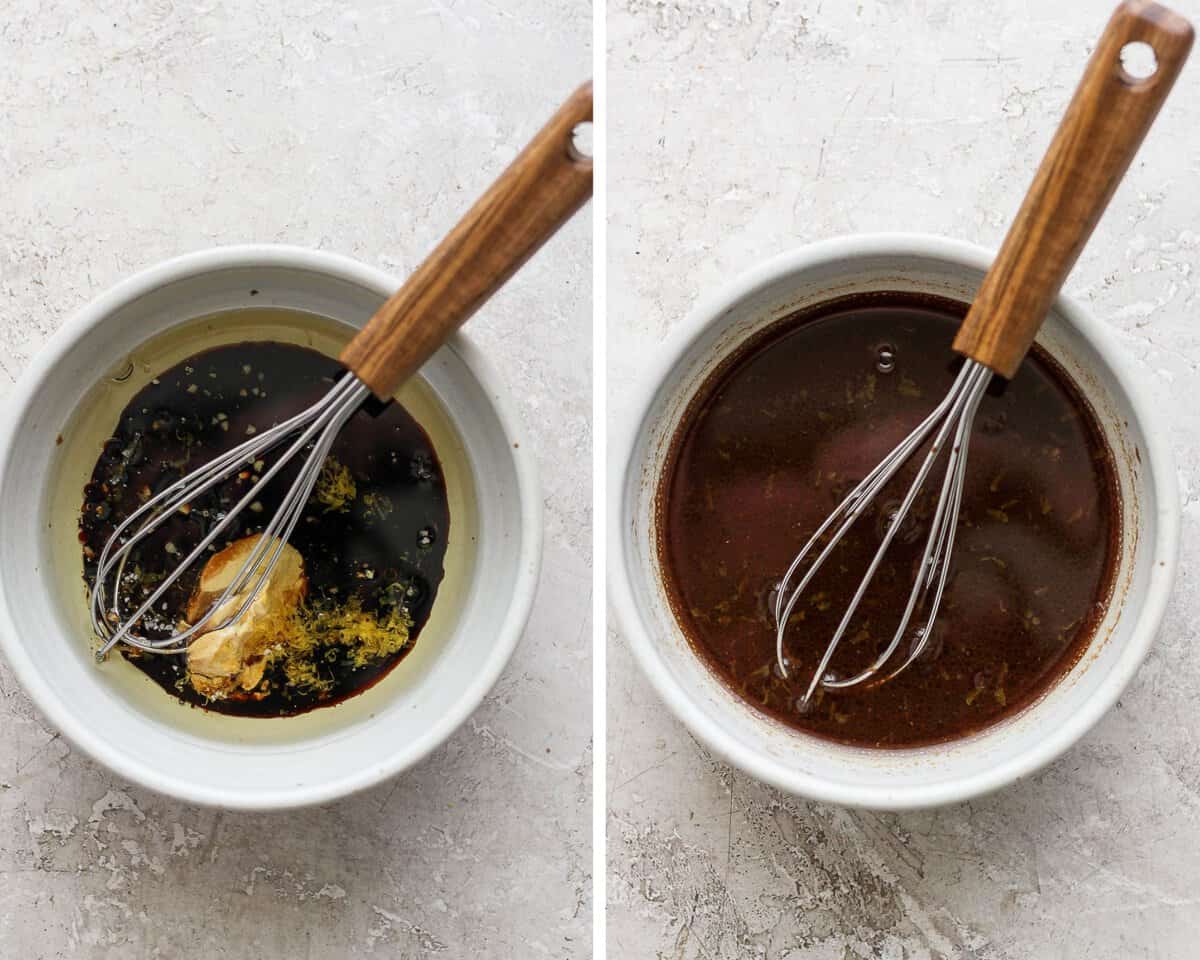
(88, 373, 371, 660)
(773, 359, 993, 703)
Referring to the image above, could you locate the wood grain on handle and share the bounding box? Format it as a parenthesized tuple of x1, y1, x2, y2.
(341, 82, 594, 397)
(953, 2, 1191, 378)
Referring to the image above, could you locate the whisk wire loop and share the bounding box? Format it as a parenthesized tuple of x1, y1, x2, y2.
(773, 360, 993, 701)
(89, 375, 370, 659)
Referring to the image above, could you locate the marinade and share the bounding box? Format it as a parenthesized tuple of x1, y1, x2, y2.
(80, 340, 449, 717)
(658, 293, 1120, 747)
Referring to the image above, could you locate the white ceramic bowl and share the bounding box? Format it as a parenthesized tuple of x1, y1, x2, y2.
(0, 245, 541, 810)
(610, 233, 1179, 810)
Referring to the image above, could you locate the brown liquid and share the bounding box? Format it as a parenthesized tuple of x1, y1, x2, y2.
(79, 341, 449, 717)
(658, 293, 1120, 747)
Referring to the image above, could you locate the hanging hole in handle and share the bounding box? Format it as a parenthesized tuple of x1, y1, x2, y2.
(1119, 40, 1158, 82)
(568, 121, 593, 163)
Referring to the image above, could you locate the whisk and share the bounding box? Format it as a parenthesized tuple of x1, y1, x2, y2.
(774, 2, 1191, 703)
(89, 83, 593, 660)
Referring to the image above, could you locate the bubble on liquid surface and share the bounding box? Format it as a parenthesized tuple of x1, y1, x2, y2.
(876, 343, 897, 374)
(417, 526, 436, 548)
(910, 624, 945, 665)
(907, 626, 927, 656)
(876, 498, 923, 545)
(762, 579, 785, 620)
(410, 454, 434, 482)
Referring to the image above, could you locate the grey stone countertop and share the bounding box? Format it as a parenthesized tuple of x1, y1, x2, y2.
(0, 2, 592, 957)
(608, 1, 1200, 957)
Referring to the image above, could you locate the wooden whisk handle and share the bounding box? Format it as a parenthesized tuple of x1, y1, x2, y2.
(953, 2, 1192, 379)
(341, 82, 594, 397)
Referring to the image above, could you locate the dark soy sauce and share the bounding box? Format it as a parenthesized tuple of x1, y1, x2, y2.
(658, 293, 1121, 747)
(79, 341, 449, 717)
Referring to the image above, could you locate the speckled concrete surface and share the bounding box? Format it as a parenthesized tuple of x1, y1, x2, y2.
(0, 2, 591, 956)
(608, 1, 1200, 957)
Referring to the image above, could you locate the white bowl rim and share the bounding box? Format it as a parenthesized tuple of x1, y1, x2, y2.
(0, 243, 543, 809)
(609, 231, 1180, 810)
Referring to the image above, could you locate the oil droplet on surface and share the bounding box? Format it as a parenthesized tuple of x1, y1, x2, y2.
(875, 343, 897, 374)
